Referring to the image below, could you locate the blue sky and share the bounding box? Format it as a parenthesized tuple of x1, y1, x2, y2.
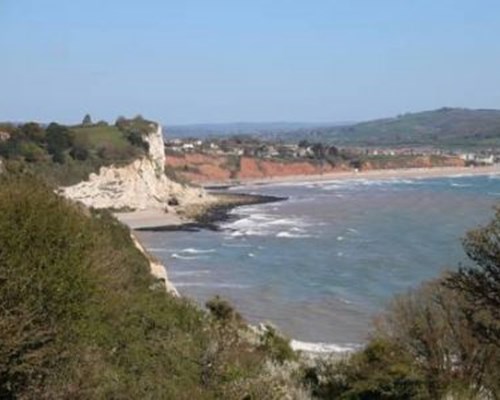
(1, 0, 500, 124)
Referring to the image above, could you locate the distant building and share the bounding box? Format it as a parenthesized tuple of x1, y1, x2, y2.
(476, 155, 495, 165)
(459, 153, 476, 162)
(459, 153, 495, 165)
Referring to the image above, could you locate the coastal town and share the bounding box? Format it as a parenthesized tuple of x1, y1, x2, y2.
(165, 135, 498, 166)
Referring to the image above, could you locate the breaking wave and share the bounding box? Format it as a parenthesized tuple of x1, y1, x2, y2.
(276, 231, 312, 238)
(179, 248, 216, 254)
(171, 253, 210, 260)
(221, 208, 312, 238)
(290, 339, 360, 353)
(174, 282, 251, 289)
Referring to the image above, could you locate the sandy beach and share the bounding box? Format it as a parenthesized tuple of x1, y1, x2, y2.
(115, 209, 186, 230)
(115, 192, 285, 230)
(203, 165, 500, 188)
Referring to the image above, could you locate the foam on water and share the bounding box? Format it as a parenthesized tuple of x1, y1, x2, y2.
(147, 248, 171, 252)
(151, 247, 216, 254)
(174, 282, 251, 289)
(276, 231, 312, 238)
(222, 210, 312, 238)
(171, 253, 210, 260)
(172, 270, 211, 277)
(450, 182, 473, 187)
(291, 340, 359, 353)
(179, 248, 216, 254)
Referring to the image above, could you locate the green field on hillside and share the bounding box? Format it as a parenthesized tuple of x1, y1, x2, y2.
(70, 125, 129, 149)
(280, 108, 500, 148)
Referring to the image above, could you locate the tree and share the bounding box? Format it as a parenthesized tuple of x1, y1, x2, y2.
(46, 123, 72, 163)
(298, 140, 310, 148)
(125, 130, 149, 152)
(17, 142, 46, 162)
(82, 114, 92, 126)
(446, 208, 500, 346)
(115, 116, 127, 130)
(306, 339, 426, 399)
(327, 145, 339, 157)
(376, 278, 499, 398)
(21, 122, 45, 143)
(69, 143, 89, 161)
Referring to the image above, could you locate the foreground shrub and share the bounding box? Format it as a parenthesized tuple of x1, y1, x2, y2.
(206, 295, 242, 323)
(446, 208, 500, 347)
(304, 339, 426, 399)
(258, 325, 297, 365)
(0, 176, 292, 398)
(375, 278, 499, 399)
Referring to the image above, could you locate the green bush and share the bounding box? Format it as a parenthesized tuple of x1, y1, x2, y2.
(375, 278, 500, 399)
(258, 325, 296, 365)
(446, 208, 500, 347)
(0, 176, 292, 398)
(305, 339, 426, 400)
(206, 295, 242, 323)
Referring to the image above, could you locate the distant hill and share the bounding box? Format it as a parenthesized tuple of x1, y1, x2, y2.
(279, 108, 500, 148)
(165, 122, 345, 139)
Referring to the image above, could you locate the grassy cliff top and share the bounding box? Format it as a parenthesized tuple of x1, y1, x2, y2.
(0, 116, 154, 186)
(70, 125, 130, 149)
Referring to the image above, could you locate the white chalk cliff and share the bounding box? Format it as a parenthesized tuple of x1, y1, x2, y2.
(62, 123, 210, 210)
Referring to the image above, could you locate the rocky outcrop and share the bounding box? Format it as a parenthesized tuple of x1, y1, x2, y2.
(62, 124, 212, 210)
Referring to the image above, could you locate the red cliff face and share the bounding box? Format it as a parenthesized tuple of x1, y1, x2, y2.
(237, 157, 337, 179)
(165, 153, 466, 185)
(165, 154, 341, 184)
(166, 154, 232, 182)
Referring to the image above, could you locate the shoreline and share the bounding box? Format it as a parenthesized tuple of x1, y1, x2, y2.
(117, 165, 500, 232)
(116, 192, 286, 232)
(202, 164, 500, 188)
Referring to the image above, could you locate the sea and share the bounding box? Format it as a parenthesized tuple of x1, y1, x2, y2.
(136, 174, 500, 352)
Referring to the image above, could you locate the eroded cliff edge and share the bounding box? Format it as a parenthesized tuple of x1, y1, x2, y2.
(61, 122, 213, 296)
(62, 123, 212, 211)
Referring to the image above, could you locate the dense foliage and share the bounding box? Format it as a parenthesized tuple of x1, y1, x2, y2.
(0, 176, 298, 399)
(447, 209, 500, 346)
(0, 115, 151, 185)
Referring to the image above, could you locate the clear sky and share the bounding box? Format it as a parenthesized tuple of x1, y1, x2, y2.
(1, 0, 500, 125)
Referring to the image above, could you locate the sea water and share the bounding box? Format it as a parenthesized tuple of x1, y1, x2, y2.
(137, 174, 500, 350)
